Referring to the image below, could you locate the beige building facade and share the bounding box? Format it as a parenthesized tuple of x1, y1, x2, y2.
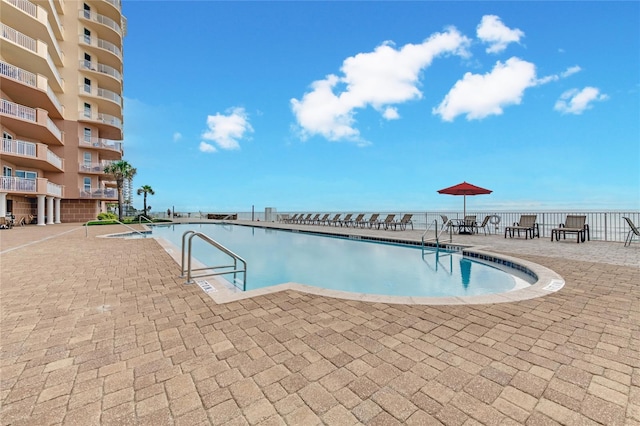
(1, 0, 125, 225)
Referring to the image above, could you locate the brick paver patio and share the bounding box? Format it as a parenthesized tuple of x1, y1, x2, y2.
(1, 223, 638, 425)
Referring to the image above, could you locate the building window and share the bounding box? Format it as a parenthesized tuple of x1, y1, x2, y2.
(15, 170, 37, 180)
(84, 78, 91, 93)
(2, 166, 11, 177)
(84, 103, 91, 118)
(83, 3, 91, 19)
(84, 177, 91, 192)
(84, 127, 92, 143)
(84, 28, 91, 44)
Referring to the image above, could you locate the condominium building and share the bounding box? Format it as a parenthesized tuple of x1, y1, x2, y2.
(1, 0, 126, 225)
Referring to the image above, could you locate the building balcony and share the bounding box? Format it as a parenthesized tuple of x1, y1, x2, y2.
(1, 98, 64, 145)
(79, 59, 122, 90)
(1, 23, 63, 91)
(79, 137, 123, 159)
(0, 61, 64, 118)
(79, 35, 122, 69)
(79, 187, 116, 200)
(79, 8, 122, 43)
(79, 160, 116, 175)
(79, 84, 122, 116)
(1, 137, 64, 171)
(78, 110, 122, 140)
(1, 0, 64, 66)
(0, 176, 64, 197)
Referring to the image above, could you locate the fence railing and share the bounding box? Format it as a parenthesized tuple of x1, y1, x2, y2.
(155, 210, 640, 243)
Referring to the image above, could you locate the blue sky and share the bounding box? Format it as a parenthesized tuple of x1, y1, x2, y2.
(122, 1, 640, 213)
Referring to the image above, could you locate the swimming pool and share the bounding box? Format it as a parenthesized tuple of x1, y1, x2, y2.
(149, 223, 535, 298)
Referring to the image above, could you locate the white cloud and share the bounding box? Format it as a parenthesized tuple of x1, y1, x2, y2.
(554, 87, 608, 115)
(291, 28, 471, 143)
(173, 132, 182, 142)
(382, 107, 399, 120)
(476, 15, 524, 54)
(536, 65, 582, 85)
(201, 107, 254, 151)
(433, 57, 537, 121)
(199, 141, 217, 153)
(561, 66, 581, 78)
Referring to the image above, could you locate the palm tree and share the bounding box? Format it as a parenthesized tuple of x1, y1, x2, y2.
(103, 160, 137, 221)
(137, 185, 155, 217)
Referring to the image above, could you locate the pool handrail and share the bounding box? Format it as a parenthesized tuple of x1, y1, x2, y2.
(84, 219, 146, 237)
(421, 219, 453, 251)
(181, 230, 247, 290)
(138, 215, 153, 225)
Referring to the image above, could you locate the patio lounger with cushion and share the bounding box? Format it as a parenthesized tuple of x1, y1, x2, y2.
(623, 217, 639, 247)
(504, 215, 539, 239)
(440, 215, 454, 232)
(551, 215, 589, 243)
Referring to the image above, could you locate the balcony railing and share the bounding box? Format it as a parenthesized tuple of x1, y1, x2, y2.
(0, 60, 37, 86)
(80, 35, 121, 58)
(1, 176, 36, 192)
(46, 149, 63, 169)
(80, 187, 116, 199)
(47, 181, 62, 196)
(79, 9, 122, 34)
(1, 137, 63, 169)
(5, 0, 38, 17)
(80, 160, 117, 173)
(79, 59, 122, 81)
(46, 116, 62, 140)
(80, 137, 123, 153)
(1, 98, 37, 121)
(1, 23, 37, 52)
(80, 84, 121, 104)
(2, 138, 36, 156)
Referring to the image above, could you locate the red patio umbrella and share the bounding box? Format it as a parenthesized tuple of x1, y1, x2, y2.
(437, 181, 492, 218)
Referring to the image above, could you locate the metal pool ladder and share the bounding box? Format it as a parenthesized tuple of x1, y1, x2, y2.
(180, 230, 247, 290)
(421, 219, 453, 254)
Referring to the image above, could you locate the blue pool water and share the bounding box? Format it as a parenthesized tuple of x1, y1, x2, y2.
(150, 223, 533, 297)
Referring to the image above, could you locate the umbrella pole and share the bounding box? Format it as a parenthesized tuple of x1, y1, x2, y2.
(463, 195, 466, 218)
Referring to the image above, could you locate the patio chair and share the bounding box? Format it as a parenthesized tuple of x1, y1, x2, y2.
(473, 215, 491, 235)
(623, 217, 639, 247)
(504, 215, 539, 239)
(326, 214, 341, 226)
(363, 213, 380, 228)
(315, 213, 330, 225)
(306, 214, 320, 225)
(298, 214, 312, 224)
(456, 215, 477, 234)
(286, 213, 299, 224)
(378, 214, 396, 230)
(440, 215, 454, 232)
(338, 213, 353, 227)
(392, 214, 414, 231)
(350, 213, 366, 227)
(551, 215, 589, 243)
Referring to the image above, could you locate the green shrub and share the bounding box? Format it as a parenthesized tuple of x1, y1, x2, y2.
(97, 212, 117, 221)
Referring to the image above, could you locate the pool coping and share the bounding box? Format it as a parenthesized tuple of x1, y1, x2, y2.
(138, 222, 566, 306)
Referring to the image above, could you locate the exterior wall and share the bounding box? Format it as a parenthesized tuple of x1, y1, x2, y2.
(1, 0, 125, 224)
(60, 199, 99, 223)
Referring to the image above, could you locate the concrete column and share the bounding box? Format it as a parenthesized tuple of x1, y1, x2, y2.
(0, 192, 6, 217)
(46, 196, 54, 225)
(37, 194, 46, 226)
(54, 198, 61, 223)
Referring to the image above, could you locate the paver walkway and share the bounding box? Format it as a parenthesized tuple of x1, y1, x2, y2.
(1, 223, 638, 425)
